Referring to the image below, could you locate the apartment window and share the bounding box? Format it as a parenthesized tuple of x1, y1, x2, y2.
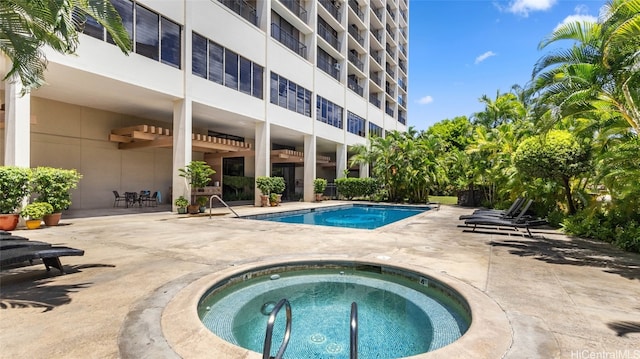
(108, 0, 133, 46)
(270, 72, 312, 117)
(369, 122, 383, 137)
(192, 33, 208, 78)
(225, 50, 239, 90)
(135, 4, 159, 60)
(316, 96, 343, 129)
(252, 65, 264, 98)
(317, 48, 339, 80)
(161, 18, 181, 68)
(83, 0, 181, 68)
(271, 11, 306, 58)
(239, 57, 252, 94)
(209, 42, 224, 84)
(192, 34, 263, 99)
(347, 111, 366, 137)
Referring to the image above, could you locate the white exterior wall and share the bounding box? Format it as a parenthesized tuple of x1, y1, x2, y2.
(0, 0, 409, 208)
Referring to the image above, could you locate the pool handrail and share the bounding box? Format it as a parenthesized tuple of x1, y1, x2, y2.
(209, 195, 239, 218)
(351, 301, 358, 359)
(262, 298, 292, 359)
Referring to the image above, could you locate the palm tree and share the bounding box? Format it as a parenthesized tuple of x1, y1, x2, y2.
(1, 0, 131, 93)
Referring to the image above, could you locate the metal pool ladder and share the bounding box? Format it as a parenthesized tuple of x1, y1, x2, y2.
(208, 194, 239, 218)
(262, 299, 292, 359)
(350, 302, 358, 359)
(262, 300, 359, 359)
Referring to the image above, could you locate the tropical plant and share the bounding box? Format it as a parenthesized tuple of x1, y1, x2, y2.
(514, 130, 591, 214)
(313, 178, 327, 194)
(174, 196, 189, 208)
(0, 0, 132, 93)
(0, 166, 31, 214)
(255, 176, 273, 196)
(270, 177, 285, 195)
(21, 201, 53, 220)
(179, 161, 216, 190)
(31, 167, 82, 212)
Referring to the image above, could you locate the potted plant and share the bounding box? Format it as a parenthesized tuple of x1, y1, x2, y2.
(196, 196, 208, 213)
(175, 196, 189, 214)
(179, 161, 216, 213)
(270, 177, 286, 205)
(256, 176, 272, 207)
(31, 167, 82, 226)
(21, 202, 53, 230)
(313, 178, 327, 202)
(0, 166, 32, 231)
(269, 193, 278, 206)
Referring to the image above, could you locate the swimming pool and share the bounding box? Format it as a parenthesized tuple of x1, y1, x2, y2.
(243, 204, 432, 230)
(198, 262, 470, 358)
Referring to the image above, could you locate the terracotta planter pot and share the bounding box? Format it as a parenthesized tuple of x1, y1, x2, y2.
(187, 204, 200, 214)
(25, 219, 42, 230)
(315, 193, 323, 202)
(260, 195, 269, 207)
(0, 214, 20, 231)
(43, 212, 62, 226)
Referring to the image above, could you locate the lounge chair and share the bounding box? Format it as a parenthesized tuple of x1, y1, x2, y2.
(459, 198, 525, 220)
(1, 234, 85, 274)
(463, 200, 548, 237)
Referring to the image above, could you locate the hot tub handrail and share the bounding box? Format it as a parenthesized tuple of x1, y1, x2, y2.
(262, 298, 292, 359)
(209, 194, 239, 218)
(350, 301, 358, 359)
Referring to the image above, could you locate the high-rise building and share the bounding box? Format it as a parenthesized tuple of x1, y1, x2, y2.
(1, 0, 408, 208)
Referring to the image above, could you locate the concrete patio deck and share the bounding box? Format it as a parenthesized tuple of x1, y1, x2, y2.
(1, 202, 638, 359)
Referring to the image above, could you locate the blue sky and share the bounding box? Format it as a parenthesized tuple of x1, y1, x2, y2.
(407, 0, 602, 131)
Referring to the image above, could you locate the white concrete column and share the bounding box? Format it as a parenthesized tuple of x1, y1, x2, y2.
(3, 77, 30, 167)
(336, 143, 347, 178)
(254, 122, 270, 205)
(172, 99, 192, 210)
(303, 134, 316, 202)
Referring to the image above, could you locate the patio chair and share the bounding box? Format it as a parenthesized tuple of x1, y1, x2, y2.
(463, 200, 548, 237)
(113, 191, 127, 207)
(0, 246, 84, 274)
(141, 191, 158, 207)
(458, 197, 525, 220)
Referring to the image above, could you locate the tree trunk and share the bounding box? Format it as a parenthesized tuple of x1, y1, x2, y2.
(562, 176, 576, 215)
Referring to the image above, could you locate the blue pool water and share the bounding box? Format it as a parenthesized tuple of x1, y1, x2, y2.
(244, 204, 431, 230)
(199, 264, 470, 359)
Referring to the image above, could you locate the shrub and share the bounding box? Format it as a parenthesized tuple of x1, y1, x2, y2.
(313, 178, 327, 194)
(0, 166, 32, 214)
(31, 167, 82, 212)
(174, 196, 189, 208)
(335, 177, 378, 200)
(21, 202, 53, 220)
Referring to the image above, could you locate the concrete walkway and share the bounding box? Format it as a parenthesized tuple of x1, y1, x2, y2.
(1, 203, 638, 358)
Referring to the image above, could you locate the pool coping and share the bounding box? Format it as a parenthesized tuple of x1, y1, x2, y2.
(161, 256, 513, 358)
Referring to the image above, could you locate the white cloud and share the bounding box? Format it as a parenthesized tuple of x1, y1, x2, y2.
(418, 95, 434, 105)
(554, 14, 597, 31)
(503, 0, 557, 17)
(475, 51, 497, 64)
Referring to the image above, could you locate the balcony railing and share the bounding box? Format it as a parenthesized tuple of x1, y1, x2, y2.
(349, 0, 365, 21)
(348, 77, 364, 96)
(385, 64, 394, 77)
(371, 49, 382, 64)
(386, 24, 395, 40)
(271, 23, 307, 58)
(398, 97, 406, 108)
(370, 28, 383, 43)
(386, 4, 396, 21)
(399, 61, 407, 74)
(373, 7, 384, 20)
(370, 71, 382, 86)
(319, 0, 341, 22)
(400, 10, 407, 22)
(385, 87, 394, 97)
(278, 0, 308, 22)
(399, 44, 407, 56)
(399, 113, 406, 124)
(386, 44, 395, 58)
(386, 105, 394, 116)
(218, 0, 258, 26)
(369, 93, 381, 107)
(318, 22, 340, 51)
(318, 56, 340, 80)
(348, 52, 364, 71)
(348, 25, 364, 46)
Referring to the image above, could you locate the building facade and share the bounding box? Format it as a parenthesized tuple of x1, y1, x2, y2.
(1, 0, 408, 209)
